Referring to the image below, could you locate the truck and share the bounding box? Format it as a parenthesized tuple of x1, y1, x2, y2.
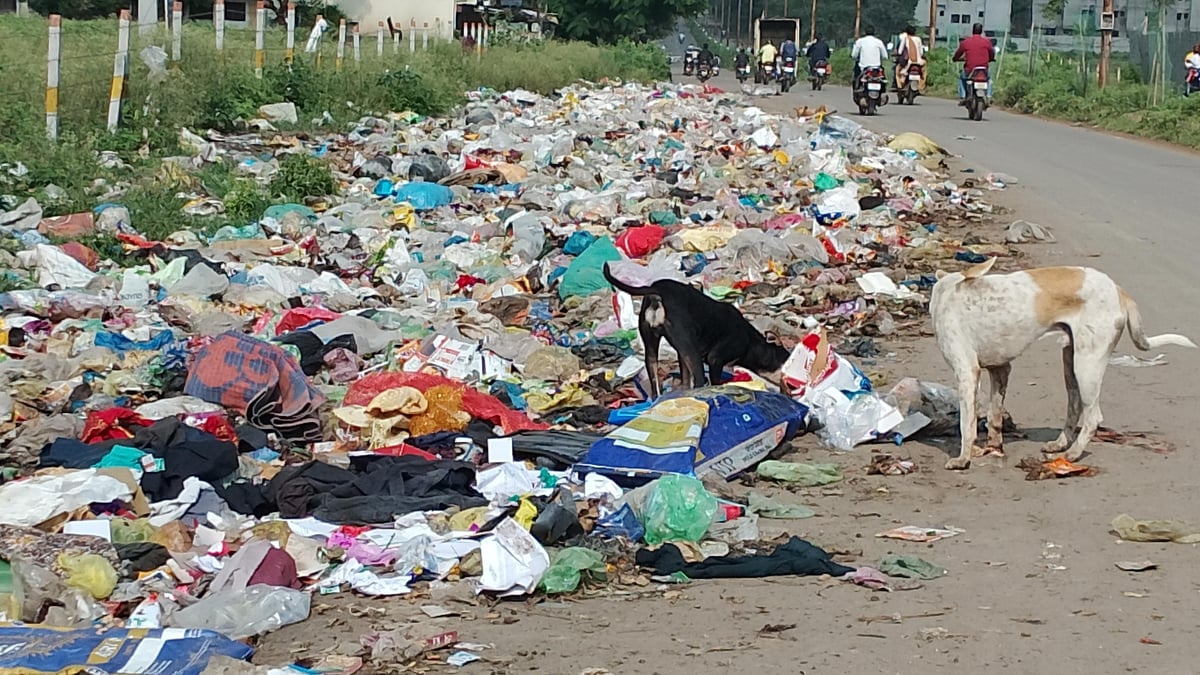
(753, 18, 802, 85)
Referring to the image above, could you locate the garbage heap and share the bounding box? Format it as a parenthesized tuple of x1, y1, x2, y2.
(0, 82, 997, 672)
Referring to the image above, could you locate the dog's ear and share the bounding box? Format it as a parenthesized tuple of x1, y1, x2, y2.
(935, 269, 948, 280)
(764, 331, 783, 346)
(962, 257, 997, 280)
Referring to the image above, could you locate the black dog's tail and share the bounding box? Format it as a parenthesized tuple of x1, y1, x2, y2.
(602, 263, 655, 296)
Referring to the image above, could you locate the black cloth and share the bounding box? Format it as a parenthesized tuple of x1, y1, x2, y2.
(735, 52, 750, 68)
(274, 331, 358, 376)
(636, 536, 853, 579)
(219, 456, 486, 524)
(509, 429, 603, 467)
(115, 542, 170, 573)
(39, 417, 238, 503)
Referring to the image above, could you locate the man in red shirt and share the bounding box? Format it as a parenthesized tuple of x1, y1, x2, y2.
(953, 23, 995, 103)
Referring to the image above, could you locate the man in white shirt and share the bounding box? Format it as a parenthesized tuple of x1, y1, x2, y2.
(851, 26, 890, 90)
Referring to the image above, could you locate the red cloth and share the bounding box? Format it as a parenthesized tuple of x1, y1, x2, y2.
(60, 242, 100, 271)
(345, 372, 548, 435)
(953, 35, 995, 71)
(274, 307, 342, 336)
(81, 408, 153, 443)
(615, 225, 666, 258)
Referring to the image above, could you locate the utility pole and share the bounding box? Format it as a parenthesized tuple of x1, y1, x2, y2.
(855, 0, 861, 38)
(1098, 0, 1114, 87)
(748, 0, 754, 46)
(784, 0, 789, 16)
(729, 0, 739, 45)
(810, 0, 817, 40)
(928, 0, 937, 48)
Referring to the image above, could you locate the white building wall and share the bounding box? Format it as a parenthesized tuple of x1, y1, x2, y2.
(336, 0, 456, 40)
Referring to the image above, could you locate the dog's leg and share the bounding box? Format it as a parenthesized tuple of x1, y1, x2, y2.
(1044, 345, 1081, 456)
(1063, 345, 1110, 461)
(705, 355, 729, 387)
(644, 334, 662, 400)
(947, 362, 981, 470)
(981, 363, 1010, 456)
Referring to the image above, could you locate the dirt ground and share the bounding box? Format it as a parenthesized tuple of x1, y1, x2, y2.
(254, 89, 1200, 674)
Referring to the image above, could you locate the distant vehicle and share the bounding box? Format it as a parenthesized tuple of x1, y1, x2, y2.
(753, 17, 801, 62)
(854, 66, 887, 116)
(896, 63, 924, 105)
(963, 66, 990, 121)
(811, 59, 829, 90)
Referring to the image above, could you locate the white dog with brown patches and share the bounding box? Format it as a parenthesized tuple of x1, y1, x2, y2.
(931, 259, 1196, 471)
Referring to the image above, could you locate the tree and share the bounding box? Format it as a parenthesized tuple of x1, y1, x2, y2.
(548, 0, 708, 43)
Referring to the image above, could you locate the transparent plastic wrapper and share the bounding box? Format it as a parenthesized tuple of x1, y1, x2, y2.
(12, 558, 105, 625)
(539, 547, 607, 594)
(507, 212, 547, 263)
(815, 392, 903, 451)
(642, 475, 718, 546)
(139, 46, 168, 83)
(171, 584, 311, 639)
(111, 518, 158, 544)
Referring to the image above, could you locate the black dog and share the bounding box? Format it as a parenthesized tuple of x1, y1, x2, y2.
(602, 263, 790, 399)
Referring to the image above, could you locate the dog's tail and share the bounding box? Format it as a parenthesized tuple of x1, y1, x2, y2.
(1120, 287, 1198, 351)
(602, 263, 654, 297)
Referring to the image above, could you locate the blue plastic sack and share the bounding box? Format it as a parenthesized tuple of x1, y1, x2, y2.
(395, 182, 454, 210)
(94, 329, 175, 355)
(0, 624, 254, 675)
(575, 385, 809, 483)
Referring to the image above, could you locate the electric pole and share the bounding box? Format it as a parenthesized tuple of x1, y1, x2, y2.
(855, 0, 861, 38)
(1098, 0, 1113, 87)
(748, 0, 754, 46)
(729, 0, 739, 45)
(810, 0, 817, 40)
(784, 0, 789, 16)
(928, 0, 937, 48)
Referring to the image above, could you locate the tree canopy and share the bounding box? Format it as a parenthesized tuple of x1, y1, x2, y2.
(548, 0, 708, 43)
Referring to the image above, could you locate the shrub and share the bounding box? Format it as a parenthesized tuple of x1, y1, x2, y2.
(271, 155, 335, 202)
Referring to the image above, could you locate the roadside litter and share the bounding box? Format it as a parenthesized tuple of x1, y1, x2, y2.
(0, 78, 1010, 670)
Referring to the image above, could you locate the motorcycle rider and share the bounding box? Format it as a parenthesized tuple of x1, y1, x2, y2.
(807, 33, 831, 76)
(1185, 43, 1200, 95)
(953, 23, 995, 104)
(851, 26, 890, 93)
(895, 24, 926, 91)
(697, 42, 715, 78)
(735, 46, 751, 77)
(758, 39, 778, 80)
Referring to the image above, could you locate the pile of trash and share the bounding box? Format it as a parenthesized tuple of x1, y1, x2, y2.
(0, 81, 1001, 672)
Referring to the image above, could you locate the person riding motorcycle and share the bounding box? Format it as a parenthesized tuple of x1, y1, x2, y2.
(953, 23, 995, 104)
(1185, 43, 1200, 95)
(807, 34, 831, 76)
(758, 40, 778, 81)
(735, 47, 750, 69)
(895, 24, 926, 91)
(851, 26, 889, 93)
(697, 43, 715, 78)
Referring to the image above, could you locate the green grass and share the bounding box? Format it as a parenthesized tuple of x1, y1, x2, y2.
(0, 14, 669, 240)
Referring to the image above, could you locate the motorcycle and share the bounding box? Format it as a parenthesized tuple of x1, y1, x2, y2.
(896, 62, 924, 105)
(736, 62, 751, 83)
(779, 56, 797, 93)
(697, 63, 712, 83)
(1187, 67, 1200, 96)
(712, 57, 721, 77)
(963, 66, 990, 121)
(811, 59, 829, 90)
(758, 62, 775, 85)
(854, 66, 887, 116)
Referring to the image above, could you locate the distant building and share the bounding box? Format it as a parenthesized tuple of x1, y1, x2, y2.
(913, 0, 1200, 41)
(337, 0, 456, 39)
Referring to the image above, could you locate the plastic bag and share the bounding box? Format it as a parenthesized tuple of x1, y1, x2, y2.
(408, 155, 450, 182)
(558, 236, 622, 300)
(756, 460, 842, 486)
(57, 553, 118, 600)
(642, 475, 717, 546)
(139, 46, 167, 83)
(111, 518, 157, 544)
(395, 182, 454, 210)
(171, 584, 311, 639)
(539, 547, 607, 594)
(1111, 514, 1200, 543)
